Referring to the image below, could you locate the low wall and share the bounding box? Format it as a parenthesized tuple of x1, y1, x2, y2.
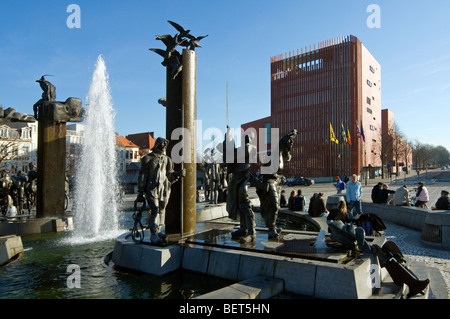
(0, 235, 23, 266)
(361, 202, 450, 249)
(0, 217, 74, 236)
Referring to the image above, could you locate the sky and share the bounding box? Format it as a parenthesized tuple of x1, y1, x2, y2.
(0, 0, 449, 154)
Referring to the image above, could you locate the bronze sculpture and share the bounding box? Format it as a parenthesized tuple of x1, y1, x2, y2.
(137, 137, 185, 244)
(256, 129, 298, 239)
(203, 148, 220, 204)
(33, 76, 83, 123)
(221, 128, 257, 243)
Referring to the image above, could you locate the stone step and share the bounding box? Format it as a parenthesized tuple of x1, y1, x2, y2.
(194, 276, 283, 299)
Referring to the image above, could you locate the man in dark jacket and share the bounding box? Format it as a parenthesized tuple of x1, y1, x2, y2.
(432, 190, 450, 210)
(294, 189, 306, 211)
(371, 182, 383, 203)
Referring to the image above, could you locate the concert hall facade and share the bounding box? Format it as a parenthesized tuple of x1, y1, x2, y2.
(242, 35, 383, 180)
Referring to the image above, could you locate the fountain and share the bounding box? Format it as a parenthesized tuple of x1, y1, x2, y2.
(68, 55, 121, 243)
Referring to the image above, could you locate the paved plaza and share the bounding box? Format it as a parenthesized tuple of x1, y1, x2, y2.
(274, 168, 450, 298)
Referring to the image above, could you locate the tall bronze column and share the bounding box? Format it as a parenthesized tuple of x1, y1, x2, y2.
(165, 63, 183, 236)
(164, 50, 197, 238)
(181, 49, 197, 236)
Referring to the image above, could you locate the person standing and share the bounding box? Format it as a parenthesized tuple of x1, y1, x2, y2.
(334, 176, 346, 194)
(415, 182, 429, 209)
(346, 174, 362, 219)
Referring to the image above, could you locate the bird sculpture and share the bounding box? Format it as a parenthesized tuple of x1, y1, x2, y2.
(182, 34, 209, 51)
(167, 20, 190, 38)
(36, 75, 56, 101)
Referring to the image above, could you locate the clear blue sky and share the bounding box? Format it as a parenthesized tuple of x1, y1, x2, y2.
(1, 0, 449, 153)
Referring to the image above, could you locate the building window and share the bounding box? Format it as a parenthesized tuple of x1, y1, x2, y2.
(367, 107, 372, 114)
(369, 66, 375, 73)
(370, 125, 376, 131)
(366, 97, 371, 105)
(367, 80, 372, 87)
(263, 122, 271, 144)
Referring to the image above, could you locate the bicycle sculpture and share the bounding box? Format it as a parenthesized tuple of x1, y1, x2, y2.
(131, 197, 147, 243)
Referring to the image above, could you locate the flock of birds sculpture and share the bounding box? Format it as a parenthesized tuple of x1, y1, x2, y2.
(149, 20, 208, 80)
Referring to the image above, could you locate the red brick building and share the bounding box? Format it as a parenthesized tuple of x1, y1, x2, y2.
(243, 35, 383, 180)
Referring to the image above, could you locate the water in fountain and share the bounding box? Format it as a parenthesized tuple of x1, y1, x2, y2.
(67, 55, 121, 244)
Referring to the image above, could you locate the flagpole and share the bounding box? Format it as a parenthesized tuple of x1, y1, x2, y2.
(226, 81, 229, 127)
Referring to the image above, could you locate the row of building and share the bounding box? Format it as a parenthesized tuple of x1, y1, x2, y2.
(242, 35, 412, 182)
(0, 120, 157, 192)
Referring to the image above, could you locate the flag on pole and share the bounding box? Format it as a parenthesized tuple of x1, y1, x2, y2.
(360, 121, 365, 142)
(341, 123, 348, 144)
(330, 123, 339, 144)
(347, 127, 352, 145)
(356, 121, 365, 142)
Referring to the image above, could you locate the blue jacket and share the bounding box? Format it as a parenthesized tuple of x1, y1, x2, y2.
(346, 181, 362, 201)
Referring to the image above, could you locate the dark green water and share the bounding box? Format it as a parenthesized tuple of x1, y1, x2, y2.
(0, 212, 232, 299)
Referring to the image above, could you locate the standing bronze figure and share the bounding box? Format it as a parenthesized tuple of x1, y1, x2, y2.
(221, 128, 257, 244)
(137, 137, 184, 244)
(256, 130, 297, 239)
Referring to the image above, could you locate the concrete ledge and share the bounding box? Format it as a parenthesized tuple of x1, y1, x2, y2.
(0, 217, 73, 236)
(362, 202, 450, 249)
(197, 198, 260, 222)
(362, 202, 427, 230)
(194, 276, 283, 299)
(196, 204, 228, 222)
(0, 235, 23, 266)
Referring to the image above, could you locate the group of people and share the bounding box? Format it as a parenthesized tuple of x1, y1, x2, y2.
(281, 189, 306, 211)
(280, 174, 364, 219)
(371, 181, 450, 210)
(371, 182, 396, 205)
(281, 189, 329, 217)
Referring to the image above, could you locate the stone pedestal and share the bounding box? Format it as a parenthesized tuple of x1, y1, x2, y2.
(111, 231, 183, 276)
